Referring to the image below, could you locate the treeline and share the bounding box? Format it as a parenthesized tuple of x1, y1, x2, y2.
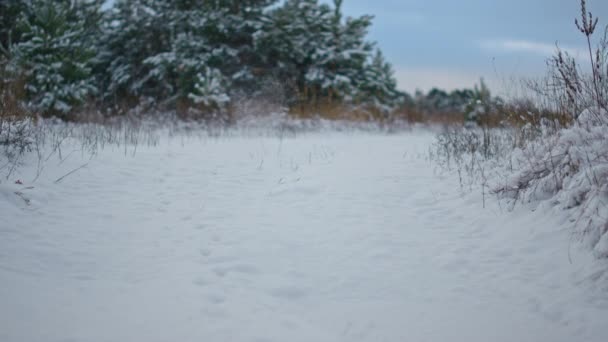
(398, 80, 499, 124)
(1, 0, 408, 119)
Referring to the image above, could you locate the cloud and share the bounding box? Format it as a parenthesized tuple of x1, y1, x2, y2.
(479, 39, 585, 58)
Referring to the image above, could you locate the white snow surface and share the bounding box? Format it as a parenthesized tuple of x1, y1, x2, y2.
(1, 129, 607, 342)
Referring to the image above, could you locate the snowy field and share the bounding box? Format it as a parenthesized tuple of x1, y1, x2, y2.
(1, 129, 607, 342)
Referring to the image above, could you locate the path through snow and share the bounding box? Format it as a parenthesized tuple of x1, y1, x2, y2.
(1, 131, 607, 342)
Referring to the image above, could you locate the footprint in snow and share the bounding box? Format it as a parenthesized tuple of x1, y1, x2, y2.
(206, 293, 226, 304)
(213, 264, 260, 277)
(192, 277, 208, 287)
(269, 286, 308, 300)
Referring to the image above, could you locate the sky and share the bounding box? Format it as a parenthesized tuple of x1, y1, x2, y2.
(104, 0, 608, 95)
(333, 0, 608, 94)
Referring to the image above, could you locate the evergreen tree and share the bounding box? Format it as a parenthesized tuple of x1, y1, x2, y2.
(202, 0, 278, 89)
(255, 0, 401, 111)
(464, 78, 493, 123)
(13, 0, 101, 115)
(98, 0, 169, 101)
(4, 0, 404, 116)
(255, 0, 336, 101)
(143, 0, 240, 108)
(304, 0, 376, 103)
(357, 50, 403, 112)
(101, 0, 277, 109)
(0, 0, 29, 61)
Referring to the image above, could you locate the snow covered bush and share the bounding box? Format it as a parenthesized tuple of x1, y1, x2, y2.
(493, 110, 608, 257)
(431, 124, 528, 198)
(434, 0, 608, 258)
(433, 111, 608, 259)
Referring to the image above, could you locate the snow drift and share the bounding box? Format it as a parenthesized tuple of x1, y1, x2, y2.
(494, 108, 608, 258)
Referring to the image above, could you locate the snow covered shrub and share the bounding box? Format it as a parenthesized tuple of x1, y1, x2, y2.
(433, 115, 608, 259)
(431, 125, 528, 195)
(499, 0, 608, 257)
(429, 77, 536, 193)
(439, 0, 608, 258)
(493, 111, 608, 257)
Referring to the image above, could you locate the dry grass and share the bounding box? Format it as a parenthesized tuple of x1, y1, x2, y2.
(0, 72, 37, 179)
(289, 100, 390, 122)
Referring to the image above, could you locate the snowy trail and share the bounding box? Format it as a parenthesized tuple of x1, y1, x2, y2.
(1, 131, 607, 342)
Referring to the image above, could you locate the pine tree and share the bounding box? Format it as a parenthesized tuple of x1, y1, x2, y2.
(143, 0, 238, 108)
(97, 0, 405, 114)
(255, 0, 401, 112)
(100, 0, 277, 109)
(304, 0, 376, 104)
(255, 0, 336, 101)
(0, 0, 29, 61)
(202, 0, 278, 90)
(357, 50, 403, 112)
(98, 0, 168, 101)
(464, 78, 493, 123)
(13, 0, 100, 115)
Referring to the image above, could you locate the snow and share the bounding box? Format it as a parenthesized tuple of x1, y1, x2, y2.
(492, 117, 608, 258)
(1, 128, 607, 342)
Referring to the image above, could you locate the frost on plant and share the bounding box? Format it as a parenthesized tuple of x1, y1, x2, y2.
(188, 68, 230, 108)
(12, 1, 99, 116)
(493, 111, 608, 257)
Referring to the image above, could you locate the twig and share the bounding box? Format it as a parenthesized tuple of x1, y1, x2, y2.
(13, 191, 30, 206)
(54, 162, 89, 184)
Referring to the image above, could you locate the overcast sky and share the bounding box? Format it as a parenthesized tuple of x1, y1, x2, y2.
(105, 0, 608, 94)
(334, 0, 608, 94)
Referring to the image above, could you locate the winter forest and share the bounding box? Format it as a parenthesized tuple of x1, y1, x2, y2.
(1, 1, 608, 341)
(1, 0, 404, 118)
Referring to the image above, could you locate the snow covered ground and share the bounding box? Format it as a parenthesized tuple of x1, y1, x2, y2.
(1, 129, 607, 342)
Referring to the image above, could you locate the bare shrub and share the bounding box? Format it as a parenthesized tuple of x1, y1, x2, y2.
(432, 0, 608, 258)
(528, 0, 608, 123)
(0, 70, 161, 181)
(493, 1, 608, 256)
(0, 69, 37, 179)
